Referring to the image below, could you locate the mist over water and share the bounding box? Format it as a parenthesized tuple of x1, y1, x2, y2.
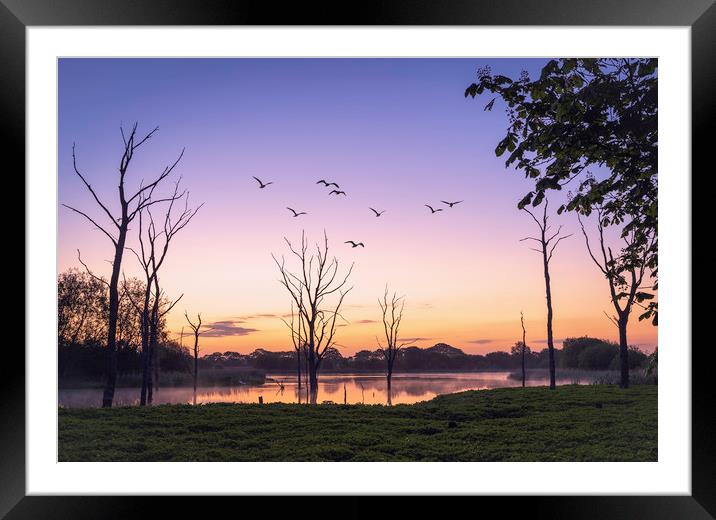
(58, 371, 590, 407)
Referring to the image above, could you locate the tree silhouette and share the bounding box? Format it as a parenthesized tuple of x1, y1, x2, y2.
(126, 180, 200, 405)
(281, 300, 307, 401)
(63, 123, 183, 407)
(184, 312, 213, 405)
(273, 231, 353, 404)
(577, 206, 656, 388)
(519, 312, 528, 387)
(466, 58, 658, 322)
(520, 199, 571, 390)
(376, 286, 413, 405)
(58, 268, 108, 349)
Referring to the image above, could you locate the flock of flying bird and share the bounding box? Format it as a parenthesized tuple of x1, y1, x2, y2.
(251, 175, 463, 248)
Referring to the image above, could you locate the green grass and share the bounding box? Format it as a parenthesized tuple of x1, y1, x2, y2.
(58, 384, 657, 462)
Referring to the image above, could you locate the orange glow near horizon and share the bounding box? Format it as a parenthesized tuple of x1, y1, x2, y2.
(58, 58, 657, 356)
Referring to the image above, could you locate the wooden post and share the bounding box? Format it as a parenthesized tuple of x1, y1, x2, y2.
(258, 396, 263, 404)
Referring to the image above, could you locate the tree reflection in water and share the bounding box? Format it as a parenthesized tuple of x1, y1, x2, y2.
(59, 371, 589, 408)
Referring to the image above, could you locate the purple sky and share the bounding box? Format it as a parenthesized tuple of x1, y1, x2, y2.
(58, 58, 657, 354)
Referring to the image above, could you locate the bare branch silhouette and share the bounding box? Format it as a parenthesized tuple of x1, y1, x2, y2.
(520, 199, 570, 390)
(273, 231, 353, 404)
(63, 123, 185, 407)
(184, 311, 211, 405)
(376, 285, 413, 405)
(128, 179, 201, 405)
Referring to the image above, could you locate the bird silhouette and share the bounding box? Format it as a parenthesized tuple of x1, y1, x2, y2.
(316, 179, 340, 188)
(441, 200, 464, 208)
(345, 241, 365, 248)
(369, 208, 385, 217)
(252, 176, 273, 189)
(329, 190, 347, 196)
(425, 204, 443, 214)
(286, 207, 307, 217)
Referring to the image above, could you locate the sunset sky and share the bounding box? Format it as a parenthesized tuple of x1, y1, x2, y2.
(58, 58, 658, 355)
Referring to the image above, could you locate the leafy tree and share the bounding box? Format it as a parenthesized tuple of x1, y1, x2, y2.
(58, 269, 108, 348)
(510, 341, 531, 357)
(577, 342, 618, 371)
(466, 58, 658, 323)
(577, 205, 655, 387)
(57, 269, 174, 380)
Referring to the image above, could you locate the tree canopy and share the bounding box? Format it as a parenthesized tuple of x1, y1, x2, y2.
(466, 58, 657, 323)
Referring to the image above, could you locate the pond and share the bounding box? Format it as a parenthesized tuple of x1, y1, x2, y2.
(58, 371, 596, 407)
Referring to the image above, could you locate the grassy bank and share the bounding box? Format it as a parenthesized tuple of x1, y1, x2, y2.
(58, 385, 656, 462)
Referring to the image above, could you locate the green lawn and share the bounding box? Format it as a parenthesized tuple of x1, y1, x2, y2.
(58, 385, 657, 461)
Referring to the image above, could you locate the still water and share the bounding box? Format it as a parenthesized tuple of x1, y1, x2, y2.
(58, 371, 585, 408)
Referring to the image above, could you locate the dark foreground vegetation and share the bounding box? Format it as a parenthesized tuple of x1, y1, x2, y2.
(59, 385, 656, 462)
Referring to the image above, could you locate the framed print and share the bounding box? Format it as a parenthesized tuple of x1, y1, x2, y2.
(5, 0, 712, 516)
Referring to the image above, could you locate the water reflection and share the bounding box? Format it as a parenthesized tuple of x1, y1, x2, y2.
(58, 372, 583, 408)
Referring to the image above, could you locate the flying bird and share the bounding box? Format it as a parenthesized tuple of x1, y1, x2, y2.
(316, 179, 340, 188)
(441, 200, 464, 208)
(425, 204, 443, 214)
(286, 207, 307, 217)
(345, 241, 365, 248)
(369, 208, 385, 217)
(329, 190, 347, 196)
(252, 176, 273, 189)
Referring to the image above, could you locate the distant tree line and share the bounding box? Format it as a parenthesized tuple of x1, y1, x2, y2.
(60, 267, 650, 383)
(200, 340, 649, 373)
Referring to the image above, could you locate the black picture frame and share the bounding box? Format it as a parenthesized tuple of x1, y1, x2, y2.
(4, 0, 710, 516)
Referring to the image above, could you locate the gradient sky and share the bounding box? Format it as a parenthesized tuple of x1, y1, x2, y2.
(58, 58, 658, 355)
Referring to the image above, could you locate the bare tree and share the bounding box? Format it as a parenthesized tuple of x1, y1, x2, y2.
(184, 312, 213, 405)
(520, 199, 571, 390)
(121, 272, 182, 404)
(273, 231, 353, 404)
(63, 123, 183, 407)
(577, 207, 656, 388)
(127, 181, 201, 405)
(376, 286, 413, 405)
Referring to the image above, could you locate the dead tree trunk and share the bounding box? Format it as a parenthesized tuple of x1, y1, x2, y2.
(185, 312, 211, 405)
(281, 301, 306, 398)
(139, 297, 151, 404)
(521, 200, 571, 391)
(520, 311, 527, 388)
(64, 123, 183, 407)
(127, 185, 199, 405)
(618, 312, 630, 388)
(148, 283, 160, 404)
(308, 356, 319, 405)
(120, 273, 151, 405)
(543, 253, 556, 390)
